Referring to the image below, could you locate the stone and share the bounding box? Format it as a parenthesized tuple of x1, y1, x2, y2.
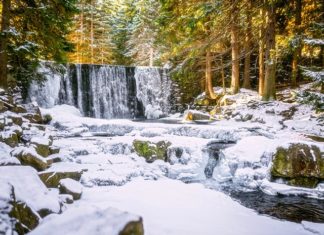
(59, 178, 83, 200)
(22, 113, 43, 124)
(271, 143, 324, 188)
(31, 137, 51, 157)
(12, 147, 49, 171)
(42, 114, 52, 124)
(133, 140, 171, 163)
(11, 105, 27, 114)
(184, 110, 210, 121)
(9, 201, 40, 234)
(39, 171, 83, 188)
(0, 100, 8, 113)
(0, 131, 19, 147)
(9, 115, 23, 126)
(49, 146, 60, 155)
(58, 194, 74, 204)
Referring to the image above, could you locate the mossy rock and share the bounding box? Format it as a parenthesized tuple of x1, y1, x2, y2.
(120, 218, 144, 235)
(39, 171, 83, 188)
(12, 147, 49, 171)
(287, 177, 319, 188)
(11, 105, 27, 114)
(42, 114, 52, 124)
(9, 201, 40, 235)
(0, 131, 18, 147)
(133, 140, 171, 163)
(271, 143, 324, 188)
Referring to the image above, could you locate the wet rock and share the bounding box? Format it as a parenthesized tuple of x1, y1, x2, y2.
(59, 178, 83, 200)
(271, 143, 324, 188)
(39, 171, 83, 188)
(133, 140, 171, 163)
(42, 114, 52, 124)
(12, 147, 50, 171)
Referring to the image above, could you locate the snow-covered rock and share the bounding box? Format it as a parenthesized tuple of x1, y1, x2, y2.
(59, 178, 83, 200)
(29, 206, 144, 235)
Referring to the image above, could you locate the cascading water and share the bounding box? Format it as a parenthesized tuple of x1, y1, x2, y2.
(28, 63, 172, 119)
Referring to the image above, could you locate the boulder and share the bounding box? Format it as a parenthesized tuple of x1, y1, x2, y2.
(31, 137, 51, 157)
(0, 166, 61, 234)
(29, 206, 144, 235)
(133, 140, 171, 163)
(39, 171, 83, 188)
(59, 178, 83, 200)
(0, 131, 19, 147)
(49, 145, 60, 155)
(0, 100, 8, 113)
(11, 147, 50, 171)
(11, 104, 27, 114)
(271, 143, 324, 188)
(9, 114, 23, 126)
(183, 110, 211, 121)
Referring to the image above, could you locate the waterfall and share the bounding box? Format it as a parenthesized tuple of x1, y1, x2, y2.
(28, 63, 172, 119)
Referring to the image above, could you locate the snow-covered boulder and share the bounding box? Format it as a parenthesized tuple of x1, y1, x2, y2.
(29, 206, 144, 235)
(59, 178, 83, 200)
(271, 143, 324, 188)
(31, 136, 51, 157)
(0, 166, 61, 233)
(39, 170, 83, 188)
(11, 146, 50, 171)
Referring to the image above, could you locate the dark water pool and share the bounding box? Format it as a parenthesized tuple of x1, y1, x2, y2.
(227, 188, 324, 223)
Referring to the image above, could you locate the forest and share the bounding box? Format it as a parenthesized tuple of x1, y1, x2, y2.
(0, 0, 323, 235)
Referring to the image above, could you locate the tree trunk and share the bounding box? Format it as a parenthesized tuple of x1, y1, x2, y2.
(205, 48, 217, 99)
(149, 47, 154, 67)
(220, 56, 226, 94)
(243, 0, 252, 89)
(291, 0, 302, 88)
(230, 1, 240, 94)
(262, 2, 276, 101)
(90, 0, 94, 64)
(258, 6, 265, 96)
(0, 0, 11, 89)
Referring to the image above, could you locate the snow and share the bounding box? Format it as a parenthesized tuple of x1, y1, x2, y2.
(31, 136, 50, 146)
(50, 179, 315, 235)
(0, 166, 61, 213)
(0, 142, 20, 166)
(29, 206, 142, 235)
(302, 221, 324, 235)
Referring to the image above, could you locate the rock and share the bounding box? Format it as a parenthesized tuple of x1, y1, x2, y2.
(42, 114, 52, 124)
(11, 146, 50, 171)
(29, 206, 144, 235)
(22, 112, 43, 124)
(194, 96, 218, 106)
(9, 114, 23, 126)
(133, 140, 171, 163)
(49, 146, 60, 155)
(271, 143, 324, 188)
(59, 178, 83, 200)
(184, 110, 211, 121)
(0, 166, 61, 234)
(0, 100, 8, 113)
(0, 131, 19, 147)
(11, 104, 27, 114)
(58, 194, 74, 204)
(39, 171, 83, 188)
(31, 136, 51, 157)
(9, 201, 40, 234)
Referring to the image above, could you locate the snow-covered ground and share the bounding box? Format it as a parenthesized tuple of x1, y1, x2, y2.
(1, 84, 323, 234)
(27, 85, 323, 234)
